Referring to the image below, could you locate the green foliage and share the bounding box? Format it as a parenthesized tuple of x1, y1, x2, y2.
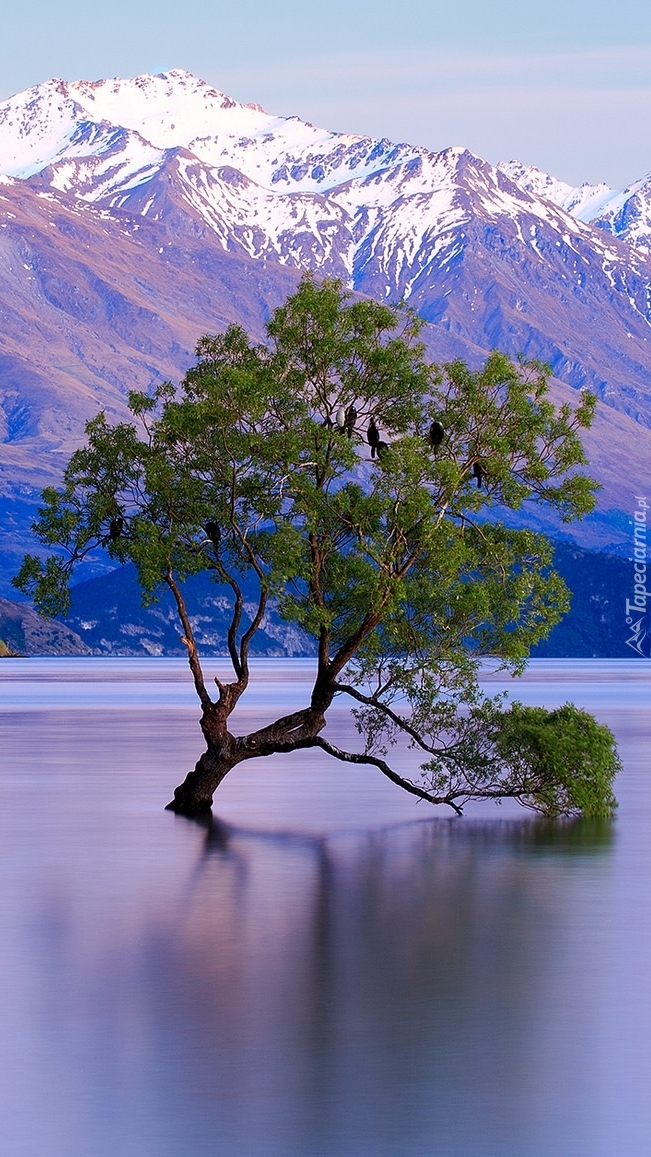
(493, 702, 620, 818)
(13, 275, 620, 818)
(414, 697, 619, 819)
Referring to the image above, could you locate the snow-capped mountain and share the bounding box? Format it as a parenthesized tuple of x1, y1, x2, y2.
(500, 160, 651, 253)
(0, 70, 418, 195)
(4, 69, 651, 289)
(497, 161, 615, 222)
(2, 68, 651, 579)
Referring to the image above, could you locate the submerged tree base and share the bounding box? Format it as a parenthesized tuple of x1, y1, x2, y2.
(165, 748, 237, 816)
(165, 793, 214, 817)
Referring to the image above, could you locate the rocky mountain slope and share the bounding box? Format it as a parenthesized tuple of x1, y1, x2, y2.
(500, 160, 651, 254)
(0, 596, 90, 655)
(57, 564, 314, 657)
(49, 542, 642, 660)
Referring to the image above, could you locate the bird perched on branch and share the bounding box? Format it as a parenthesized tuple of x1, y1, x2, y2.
(344, 404, 357, 438)
(367, 417, 381, 458)
(335, 406, 346, 430)
(428, 420, 445, 451)
(204, 521, 221, 546)
(108, 516, 124, 541)
(473, 462, 487, 489)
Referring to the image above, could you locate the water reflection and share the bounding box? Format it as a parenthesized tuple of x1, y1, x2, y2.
(0, 661, 650, 1157)
(129, 814, 621, 1157)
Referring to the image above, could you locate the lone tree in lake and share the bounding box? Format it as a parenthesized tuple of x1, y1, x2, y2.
(15, 278, 620, 818)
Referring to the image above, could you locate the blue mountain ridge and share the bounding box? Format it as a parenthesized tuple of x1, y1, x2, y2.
(30, 545, 638, 660)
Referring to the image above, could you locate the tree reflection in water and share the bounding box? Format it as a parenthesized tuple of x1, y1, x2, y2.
(133, 813, 614, 1157)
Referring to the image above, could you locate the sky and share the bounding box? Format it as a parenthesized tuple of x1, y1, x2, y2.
(1, 0, 651, 189)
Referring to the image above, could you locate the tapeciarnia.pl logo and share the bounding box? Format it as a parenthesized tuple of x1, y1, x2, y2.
(625, 497, 649, 658)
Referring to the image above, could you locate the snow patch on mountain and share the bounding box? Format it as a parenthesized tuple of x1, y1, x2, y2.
(2, 70, 650, 321)
(588, 173, 651, 253)
(499, 160, 651, 255)
(498, 160, 614, 220)
(0, 70, 421, 197)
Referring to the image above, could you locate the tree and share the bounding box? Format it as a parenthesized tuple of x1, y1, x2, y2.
(14, 277, 620, 819)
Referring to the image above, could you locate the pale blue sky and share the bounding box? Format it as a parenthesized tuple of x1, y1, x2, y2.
(2, 0, 651, 188)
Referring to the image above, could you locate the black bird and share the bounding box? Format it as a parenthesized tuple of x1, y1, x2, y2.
(344, 404, 357, 438)
(428, 420, 445, 451)
(367, 417, 381, 458)
(377, 440, 390, 461)
(473, 462, 487, 489)
(204, 521, 221, 545)
(108, 516, 124, 541)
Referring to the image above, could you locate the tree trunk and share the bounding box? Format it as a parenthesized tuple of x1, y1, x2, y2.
(165, 745, 240, 816)
(165, 696, 331, 817)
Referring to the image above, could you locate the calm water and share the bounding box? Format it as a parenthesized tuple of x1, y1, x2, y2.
(0, 659, 650, 1157)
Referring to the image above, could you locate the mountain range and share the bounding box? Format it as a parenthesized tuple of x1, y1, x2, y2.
(0, 69, 649, 654)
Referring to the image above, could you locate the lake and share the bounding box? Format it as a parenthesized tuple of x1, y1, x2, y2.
(1, 658, 650, 1157)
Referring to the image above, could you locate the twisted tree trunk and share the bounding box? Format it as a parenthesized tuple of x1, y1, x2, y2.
(165, 744, 242, 815)
(166, 699, 331, 816)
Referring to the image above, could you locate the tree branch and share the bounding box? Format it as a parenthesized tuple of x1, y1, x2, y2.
(327, 611, 381, 683)
(332, 680, 442, 756)
(164, 569, 213, 713)
(312, 736, 464, 815)
(231, 527, 269, 680)
(216, 563, 244, 682)
(234, 706, 323, 756)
